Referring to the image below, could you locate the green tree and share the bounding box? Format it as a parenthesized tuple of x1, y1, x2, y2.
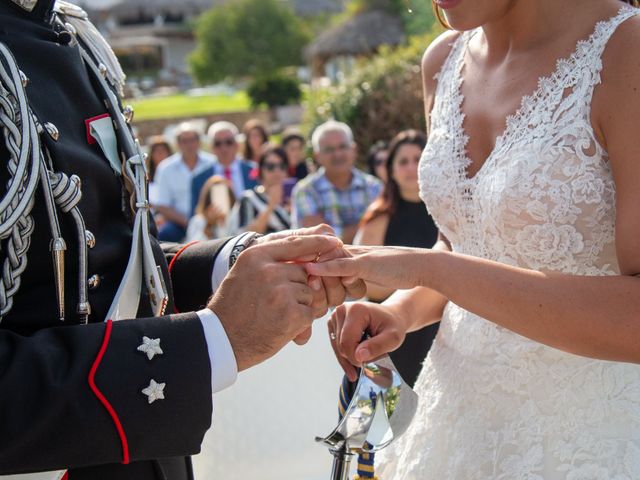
(190, 0, 310, 84)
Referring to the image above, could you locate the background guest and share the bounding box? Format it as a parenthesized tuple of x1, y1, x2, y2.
(191, 121, 258, 215)
(292, 120, 382, 243)
(366, 140, 390, 183)
(281, 127, 310, 180)
(227, 147, 291, 235)
(154, 122, 214, 241)
(186, 176, 236, 241)
(354, 129, 439, 387)
(242, 118, 270, 163)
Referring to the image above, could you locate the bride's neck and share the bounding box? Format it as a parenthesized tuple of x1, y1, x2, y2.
(479, 0, 602, 63)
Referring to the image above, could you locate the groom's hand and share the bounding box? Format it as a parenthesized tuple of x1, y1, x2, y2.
(257, 224, 367, 311)
(208, 234, 342, 371)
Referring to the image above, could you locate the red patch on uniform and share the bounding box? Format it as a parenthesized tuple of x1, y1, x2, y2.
(84, 113, 111, 145)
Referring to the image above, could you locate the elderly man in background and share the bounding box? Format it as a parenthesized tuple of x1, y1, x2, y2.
(154, 122, 215, 241)
(292, 121, 382, 243)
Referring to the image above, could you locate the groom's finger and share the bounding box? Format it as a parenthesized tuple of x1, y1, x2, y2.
(293, 326, 313, 345)
(305, 258, 358, 278)
(342, 276, 367, 299)
(259, 235, 343, 262)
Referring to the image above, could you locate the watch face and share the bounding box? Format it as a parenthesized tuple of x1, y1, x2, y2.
(10, 0, 38, 12)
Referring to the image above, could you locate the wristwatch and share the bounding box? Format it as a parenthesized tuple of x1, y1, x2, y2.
(228, 232, 263, 269)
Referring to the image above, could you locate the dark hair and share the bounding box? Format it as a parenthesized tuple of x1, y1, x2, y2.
(621, 0, 639, 5)
(281, 129, 306, 147)
(361, 130, 426, 225)
(366, 140, 389, 177)
(259, 147, 289, 180)
(146, 135, 172, 181)
(242, 119, 269, 161)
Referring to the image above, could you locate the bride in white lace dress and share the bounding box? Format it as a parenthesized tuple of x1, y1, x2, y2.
(307, 0, 640, 477)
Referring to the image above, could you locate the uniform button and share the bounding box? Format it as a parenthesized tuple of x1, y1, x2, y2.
(123, 105, 134, 124)
(88, 274, 101, 290)
(44, 122, 60, 141)
(85, 230, 96, 249)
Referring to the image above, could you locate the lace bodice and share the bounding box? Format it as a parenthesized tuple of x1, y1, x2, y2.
(378, 7, 640, 479)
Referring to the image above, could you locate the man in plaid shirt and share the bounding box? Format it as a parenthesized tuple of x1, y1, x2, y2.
(292, 121, 383, 243)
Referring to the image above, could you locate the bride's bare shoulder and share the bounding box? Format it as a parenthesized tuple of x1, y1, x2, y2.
(421, 30, 461, 88)
(421, 30, 462, 125)
(593, 14, 640, 141)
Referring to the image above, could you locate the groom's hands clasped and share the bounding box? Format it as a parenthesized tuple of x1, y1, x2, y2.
(208, 225, 367, 372)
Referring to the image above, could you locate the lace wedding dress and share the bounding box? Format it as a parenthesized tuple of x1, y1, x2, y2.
(377, 7, 640, 479)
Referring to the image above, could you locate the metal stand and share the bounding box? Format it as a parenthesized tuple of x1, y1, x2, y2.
(330, 447, 354, 480)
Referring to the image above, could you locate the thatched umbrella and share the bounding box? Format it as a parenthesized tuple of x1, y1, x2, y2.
(305, 9, 405, 77)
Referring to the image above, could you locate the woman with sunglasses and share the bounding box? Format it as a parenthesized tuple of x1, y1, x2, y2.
(227, 147, 291, 235)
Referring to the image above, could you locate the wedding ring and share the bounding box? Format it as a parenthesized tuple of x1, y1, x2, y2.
(314, 251, 321, 263)
(329, 332, 336, 341)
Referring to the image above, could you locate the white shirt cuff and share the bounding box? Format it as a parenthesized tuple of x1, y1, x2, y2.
(211, 232, 254, 291)
(197, 308, 238, 394)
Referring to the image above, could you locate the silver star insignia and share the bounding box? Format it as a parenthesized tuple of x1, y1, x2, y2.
(137, 336, 163, 360)
(142, 379, 166, 404)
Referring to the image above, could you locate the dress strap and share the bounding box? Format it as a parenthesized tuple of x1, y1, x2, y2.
(578, 6, 639, 94)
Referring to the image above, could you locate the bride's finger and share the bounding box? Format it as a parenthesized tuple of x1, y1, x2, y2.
(327, 321, 358, 381)
(332, 305, 347, 358)
(305, 258, 359, 278)
(339, 304, 375, 365)
(354, 329, 404, 364)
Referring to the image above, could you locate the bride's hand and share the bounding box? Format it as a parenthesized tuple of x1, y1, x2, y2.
(307, 245, 427, 290)
(329, 302, 409, 381)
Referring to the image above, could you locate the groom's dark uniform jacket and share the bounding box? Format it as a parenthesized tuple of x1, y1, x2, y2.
(0, 1, 229, 478)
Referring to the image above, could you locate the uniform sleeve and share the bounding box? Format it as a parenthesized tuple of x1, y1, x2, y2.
(0, 312, 212, 474)
(163, 238, 234, 312)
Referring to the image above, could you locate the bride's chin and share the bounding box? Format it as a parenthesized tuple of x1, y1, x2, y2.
(442, 14, 485, 32)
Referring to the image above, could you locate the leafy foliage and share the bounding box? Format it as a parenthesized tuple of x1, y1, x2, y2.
(304, 27, 442, 162)
(247, 74, 303, 108)
(190, 0, 310, 84)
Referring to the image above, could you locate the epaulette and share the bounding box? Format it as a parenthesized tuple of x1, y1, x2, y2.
(53, 0, 126, 96)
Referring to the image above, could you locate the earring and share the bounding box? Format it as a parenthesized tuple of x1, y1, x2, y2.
(431, 0, 452, 29)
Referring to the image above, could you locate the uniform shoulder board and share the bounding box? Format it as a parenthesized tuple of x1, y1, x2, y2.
(54, 0, 126, 97)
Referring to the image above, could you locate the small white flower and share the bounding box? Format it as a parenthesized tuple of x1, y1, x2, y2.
(142, 379, 166, 404)
(137, 336, 163, 360)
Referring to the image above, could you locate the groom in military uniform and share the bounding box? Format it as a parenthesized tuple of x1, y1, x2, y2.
(0, 1, 363, 479)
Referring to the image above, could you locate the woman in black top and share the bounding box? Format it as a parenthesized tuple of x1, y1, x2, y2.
(355, 130, 439, 386)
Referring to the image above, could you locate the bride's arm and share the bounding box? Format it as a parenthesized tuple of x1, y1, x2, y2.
(381, 234, 450, 333)
(312, 23, 640, 366)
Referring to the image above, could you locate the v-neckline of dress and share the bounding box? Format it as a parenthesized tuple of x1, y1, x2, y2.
(451, 6, 630, 183)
